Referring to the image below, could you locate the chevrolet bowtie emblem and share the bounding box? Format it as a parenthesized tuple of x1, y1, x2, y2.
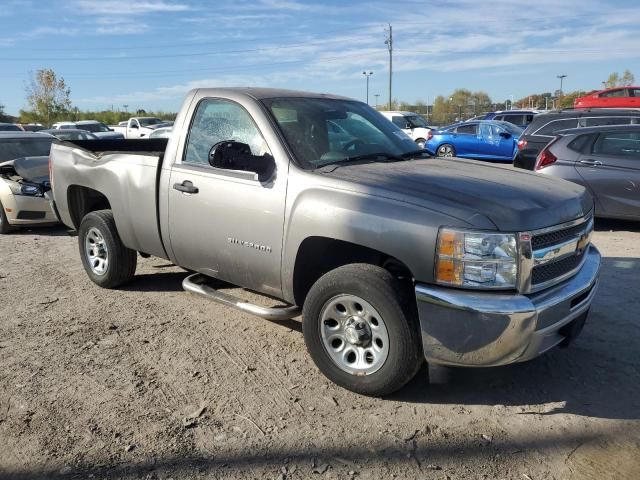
(576, 233, 589, 256)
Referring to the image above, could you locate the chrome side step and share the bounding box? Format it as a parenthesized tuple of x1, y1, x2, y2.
(182, 273, 301, 321)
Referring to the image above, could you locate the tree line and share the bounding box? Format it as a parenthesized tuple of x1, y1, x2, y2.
(3, 68, 636, 128)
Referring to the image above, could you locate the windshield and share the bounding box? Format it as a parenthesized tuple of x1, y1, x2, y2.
(79, 122, 109, 132)
(139, 118, 163, 127)
(0, 139, 53, 162)
(407, 115, 429, 128)
(262, 98, 421, 169)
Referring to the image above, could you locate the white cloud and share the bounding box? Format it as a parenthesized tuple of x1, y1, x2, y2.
(74, 0, 191, 15)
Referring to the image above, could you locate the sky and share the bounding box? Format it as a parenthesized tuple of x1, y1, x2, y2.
(1, 0, 640, 115)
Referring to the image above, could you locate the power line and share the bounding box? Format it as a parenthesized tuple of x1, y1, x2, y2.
(1, 52, 375, 80)
(0, 36, 377, 61)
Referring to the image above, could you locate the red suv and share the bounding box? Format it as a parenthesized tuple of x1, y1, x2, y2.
(574, 86, 640, 108)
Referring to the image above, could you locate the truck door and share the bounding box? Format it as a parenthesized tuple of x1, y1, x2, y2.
(128, 119, 141, 138)
(167, 97, 287, 297)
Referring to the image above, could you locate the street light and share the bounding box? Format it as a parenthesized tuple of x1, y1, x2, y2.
(374, 94, 380, 108)
(362, 71, 373, 105)
(557, 74, 567, 94)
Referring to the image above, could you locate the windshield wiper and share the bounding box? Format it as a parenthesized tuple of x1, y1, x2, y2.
(316, 152, 405, 169)
(345, 152, 406, 162)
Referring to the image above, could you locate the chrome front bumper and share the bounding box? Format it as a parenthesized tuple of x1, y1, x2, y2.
(415, 245, 601, 367)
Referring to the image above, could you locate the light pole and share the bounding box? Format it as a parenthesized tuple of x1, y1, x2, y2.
(362, 71, 373, 105)
(557, 74, 567, 95)
(374, 94, 380, 108)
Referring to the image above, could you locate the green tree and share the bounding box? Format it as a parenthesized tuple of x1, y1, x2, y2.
(557, 90, 588, 109)
(25, 68, 72, 126)
(620, 69, 635, 86)
(604, 70, 635, 88)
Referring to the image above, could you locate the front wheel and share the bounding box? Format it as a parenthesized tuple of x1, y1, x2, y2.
(78, 210, 137, 288)
(436, 144, 456, 157)
(302, 264, 423, 396)
(415, 138, 426, 149)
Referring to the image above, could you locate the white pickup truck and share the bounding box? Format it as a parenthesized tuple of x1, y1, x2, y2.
(110, 117, 171, 139)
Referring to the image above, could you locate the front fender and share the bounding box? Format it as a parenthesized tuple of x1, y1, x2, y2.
(280, 186, 472, 304)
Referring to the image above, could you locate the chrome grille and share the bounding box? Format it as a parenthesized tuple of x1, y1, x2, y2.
(531, 249, 586, 285)
(531, 222, 590, 250)
(518, 213, 593, 293)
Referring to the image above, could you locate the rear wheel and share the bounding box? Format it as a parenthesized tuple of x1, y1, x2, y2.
(78, 210, 137, 288)
(0, 199, 13, 234)
(302, 264, 423, 396)
(436, 144, 456, 157)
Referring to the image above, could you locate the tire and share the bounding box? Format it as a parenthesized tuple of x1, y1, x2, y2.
(0, 199, 13, 234)
(302, 263, 423, 396)
(436, 144, 456, 157)
(415, 138, 426, 149)
(78, 210, 137, 288)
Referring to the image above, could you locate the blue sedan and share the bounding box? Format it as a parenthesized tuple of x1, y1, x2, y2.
(425, 120, 523, 162)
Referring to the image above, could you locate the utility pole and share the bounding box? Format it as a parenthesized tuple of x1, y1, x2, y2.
(362, 71, 373, 104)
(385, 24, 393, 110)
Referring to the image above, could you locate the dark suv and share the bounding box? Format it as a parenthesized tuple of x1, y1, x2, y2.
(513, 108, 640, 169)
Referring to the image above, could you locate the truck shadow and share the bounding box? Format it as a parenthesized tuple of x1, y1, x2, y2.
(394, 256, 640, 420)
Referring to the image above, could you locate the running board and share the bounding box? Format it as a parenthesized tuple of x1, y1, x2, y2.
(182, 273, 301, 321)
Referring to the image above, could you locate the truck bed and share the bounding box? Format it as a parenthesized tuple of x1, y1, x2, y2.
(50, 139, 170, 259)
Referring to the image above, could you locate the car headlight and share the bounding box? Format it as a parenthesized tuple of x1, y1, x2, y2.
(21, 184, 42, 196)
(8, 182, 42, 196)
(435, 228, 518, 289)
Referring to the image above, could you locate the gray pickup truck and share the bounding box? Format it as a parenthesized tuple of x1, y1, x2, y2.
(50, 88, 601, 396)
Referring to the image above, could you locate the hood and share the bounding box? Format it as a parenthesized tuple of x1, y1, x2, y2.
(318, 158, 593, 231)
(13, 156, 50, 185)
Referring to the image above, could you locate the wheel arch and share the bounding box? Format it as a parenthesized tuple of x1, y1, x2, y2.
(67, 185, 112, 230)
(291, 236, 414, 308)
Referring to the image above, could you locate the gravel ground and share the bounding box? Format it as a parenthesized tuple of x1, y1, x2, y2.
(0, 219, 639, 480)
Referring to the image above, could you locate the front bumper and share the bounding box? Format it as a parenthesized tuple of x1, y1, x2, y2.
(2, 192, 58, 226)
(415, 245, 601, 367)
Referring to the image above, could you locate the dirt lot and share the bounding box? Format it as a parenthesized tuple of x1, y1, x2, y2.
(1, 219, 639, 480)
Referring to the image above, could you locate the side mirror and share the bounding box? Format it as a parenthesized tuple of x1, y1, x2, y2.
(404, 122, 412, 129)
(208, 140, 273, 177)
(499, 131, 511, 139)
(130, 124, 139, 129)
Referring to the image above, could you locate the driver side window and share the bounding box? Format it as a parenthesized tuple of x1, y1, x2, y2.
(184, 98, 271, 166)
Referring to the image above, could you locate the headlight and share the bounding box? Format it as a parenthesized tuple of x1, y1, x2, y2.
(8, 182, 42, 196)
(435, 228, 518, 289)
(21, 184, 42, 196)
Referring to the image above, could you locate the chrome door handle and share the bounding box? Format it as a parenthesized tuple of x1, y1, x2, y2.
(579, 159, 602, 167)
(173, 180, 199, 194)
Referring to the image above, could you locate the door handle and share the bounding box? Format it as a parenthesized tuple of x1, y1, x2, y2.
(579, 159, 602, 167)
(173, 180, 199, 194)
